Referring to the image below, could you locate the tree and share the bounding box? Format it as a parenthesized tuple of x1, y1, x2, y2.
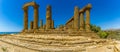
(90, 24, 101, 32)
(90, 24, 109, 38)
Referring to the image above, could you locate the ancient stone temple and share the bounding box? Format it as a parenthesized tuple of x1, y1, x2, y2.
(22, 2, 97, 38)
(1, 1, 120, 52)
(1, 2, 112, 52)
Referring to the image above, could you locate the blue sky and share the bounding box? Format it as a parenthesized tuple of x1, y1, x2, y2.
(0, 0, 120, 32)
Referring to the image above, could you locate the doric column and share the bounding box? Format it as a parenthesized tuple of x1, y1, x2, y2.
(40, 19, 43, 29)
(23, 7, 28, 31)
(72, 20, 74, 29)
(80, 9, 85, 31)
(85, 4, 92, 31)
(51, 20, 54, 29)
(46, 5, 52, 29)
(30, 21, 33, 30)
(74, 6, 79, 30)
(43, 24, 46, 29)
(33, 5, 39, 30)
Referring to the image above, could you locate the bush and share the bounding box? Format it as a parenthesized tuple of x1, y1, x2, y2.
(98, 31, 109, 38)
(90, 24, 101, 33)
(90, 24, 109, 38)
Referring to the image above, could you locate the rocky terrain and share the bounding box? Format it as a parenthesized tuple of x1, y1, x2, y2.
(0, 34, 120, 52)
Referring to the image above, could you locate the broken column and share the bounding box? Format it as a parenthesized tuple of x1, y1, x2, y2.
(33, 5, 39, 30)
(30, 21, 33, 30)
(51, 20, 54, 29)
(23, 7, 28, 31)
(79, 9, 85, 31)
(85, 4, 92, 31)
(40, 19, 43, 29)
(46, 5, 52, 30)
(71, 20, 74, 29)
(43, 24, 46, 29)
(74, 6, 79, 30)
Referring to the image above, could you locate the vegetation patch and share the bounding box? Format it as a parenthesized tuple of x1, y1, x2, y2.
(1, 47, 7, 52)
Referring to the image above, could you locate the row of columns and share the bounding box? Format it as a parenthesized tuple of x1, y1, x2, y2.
(23, 3, 39, 31)
(79, 4, 91, 31)
(23, 2, 91, 32)
(79, 9, 84, 31)
(65, 4, 91, 31)
(23, 4, 54, 32)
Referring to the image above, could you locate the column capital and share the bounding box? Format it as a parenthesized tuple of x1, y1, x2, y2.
(47, 5, 51, 9)
(23, 7, 28, 11)
(34, 5, 39, 9)
(74, 6, 79, 10)
(85, 4, 92, 10)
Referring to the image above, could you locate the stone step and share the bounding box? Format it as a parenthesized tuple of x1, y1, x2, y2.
(2, 36, 106, 46)
(0, 37, 85, 51)
(12, 34, 91, 41)
(21, 31, 99, 38)
(0, 35, 109, 52)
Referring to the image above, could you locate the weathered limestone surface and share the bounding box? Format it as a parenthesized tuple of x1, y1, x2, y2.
(80, 9, 85, 31)
(43, 24, 46, 29)
(0, 35, 120, 52)
(33, 5, 39, 30)
(23, 2, 39, 32)
(74, 6, 79, 30)
(65, 4, 92, 32)
(40, 20, 43, 29)
(85, 4, 92, 32)
(23, 7, 28, 31)
(0, 40, 39, 52)
(51, 20, 54, 29)
(30, 21, 33, 30)
(46, 5, 52, 30)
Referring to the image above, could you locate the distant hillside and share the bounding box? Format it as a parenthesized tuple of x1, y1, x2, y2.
(105, 29, 120, 40)
(104, 29, 120, 31)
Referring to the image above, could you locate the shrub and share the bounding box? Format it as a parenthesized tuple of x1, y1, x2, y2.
(90, 24, 101, 33)
(98, 31, 109, 38)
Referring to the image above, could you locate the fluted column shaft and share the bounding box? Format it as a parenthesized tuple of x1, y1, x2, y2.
(40, 19, 43, 29)
(80, 10, 84, 31)
(23, 7, 28, 31)
(30, 21, 33, 30)
(72, 20, 74, 29)
(51, 20, 54, 29)
(74, 6, 79, 30)
(46, 5, 52, 29)
(33, 5, 39, 30)
(85, 9, 90, 31)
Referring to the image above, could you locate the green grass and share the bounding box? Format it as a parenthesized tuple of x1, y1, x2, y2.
(1, 47, 7, 52)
